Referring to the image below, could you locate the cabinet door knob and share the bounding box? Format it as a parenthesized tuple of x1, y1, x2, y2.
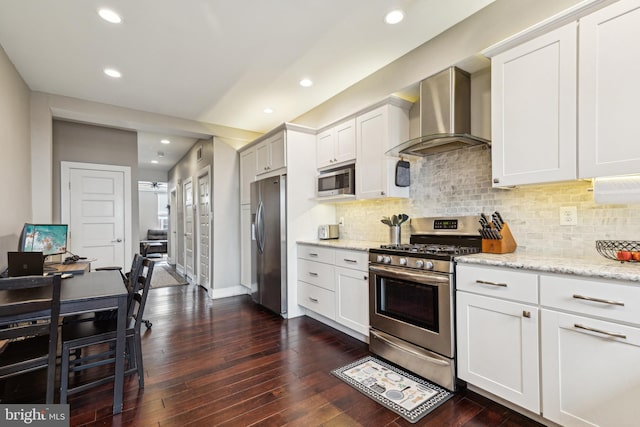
(522, 310, 531, 318)
(493, 178, 500, 184)
(363, 276, 368, 280)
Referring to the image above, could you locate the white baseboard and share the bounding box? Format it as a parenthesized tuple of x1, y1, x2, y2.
(466, 384, 559, 427)
(206, 284, 251, 300)
(299, 308, 368, 343)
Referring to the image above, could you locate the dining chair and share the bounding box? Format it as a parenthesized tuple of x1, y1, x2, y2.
(93, 253, 145, 322)
(0, 274, 61, 404)
(59, 258, 155, 403)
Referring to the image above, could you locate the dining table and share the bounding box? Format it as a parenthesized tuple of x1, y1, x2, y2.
(0, 270, 128, 414)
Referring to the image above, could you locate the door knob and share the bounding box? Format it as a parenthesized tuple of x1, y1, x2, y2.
(112, 238, 122, 243)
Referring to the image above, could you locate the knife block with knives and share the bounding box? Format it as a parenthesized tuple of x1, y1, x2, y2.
(479, 212, 517, 254)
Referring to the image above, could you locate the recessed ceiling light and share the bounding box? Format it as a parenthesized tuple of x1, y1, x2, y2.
(104, 68, 121, 78)
(299, 78, 313, 87)
(385, 10, 404, 24)
(161, 139, 171, 144)
(151, 160, 159, 164)
(263, 108, 274, 114)
(98, 9, 122, 24)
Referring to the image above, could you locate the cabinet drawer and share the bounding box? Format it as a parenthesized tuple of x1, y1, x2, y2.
(540, 274, 640, 325)
(456, 264, 538, 304)
(297, 259, 335, 291)
(298, 281, 335, 320)
(334, 249, 369, 271)
(297, 244, 335, 264)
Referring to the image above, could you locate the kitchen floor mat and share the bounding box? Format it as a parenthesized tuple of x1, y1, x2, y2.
(331, 356, 453, 424)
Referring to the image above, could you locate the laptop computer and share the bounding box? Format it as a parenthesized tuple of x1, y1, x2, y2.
(7, 251, 44, 277)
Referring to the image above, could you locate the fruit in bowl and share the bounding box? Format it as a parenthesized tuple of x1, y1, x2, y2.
(632, 252, 640, 261)
(617, 250, 632, 261)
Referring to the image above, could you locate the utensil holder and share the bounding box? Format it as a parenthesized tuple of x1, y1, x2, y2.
(389, 226, 401, 245)
(482, 223, 517, 254)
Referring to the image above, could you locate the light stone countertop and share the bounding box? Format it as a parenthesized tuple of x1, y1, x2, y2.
(297, 239, 385, 252)
(456, 252, 640, 283)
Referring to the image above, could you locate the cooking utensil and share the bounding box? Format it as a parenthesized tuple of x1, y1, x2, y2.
(391, 214, 398, 226)
(381, 218, 392, 226)
(398, 213, 409, 225)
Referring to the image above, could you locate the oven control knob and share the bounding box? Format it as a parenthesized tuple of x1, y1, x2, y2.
(424, 261, 434, 270)
(399, 258, 407, 266)
(376, 255, 384, 263)
(415, 260, 424, 268)
(383, 256, 392, 264)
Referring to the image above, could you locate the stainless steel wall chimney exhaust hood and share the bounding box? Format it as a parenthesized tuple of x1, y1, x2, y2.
(388, 66, 490, 157)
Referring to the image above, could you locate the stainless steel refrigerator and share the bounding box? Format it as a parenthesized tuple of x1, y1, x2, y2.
(250, 175, 287, 316)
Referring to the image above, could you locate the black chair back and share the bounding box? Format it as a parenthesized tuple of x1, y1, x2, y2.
(0, 274, 61, 403)
(130, 258, 154, 332)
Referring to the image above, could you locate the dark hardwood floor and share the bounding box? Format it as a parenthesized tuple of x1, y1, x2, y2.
(5, 283, 543, 426)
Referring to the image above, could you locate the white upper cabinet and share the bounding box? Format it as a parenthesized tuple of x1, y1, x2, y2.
(256, 132, 286, 175)
(578, 0, 640, 178)
(317, 118, 356, 170)
(490, 22, 577, 187)
(356, 101, 410, 199)
(489, 0, 640, 185)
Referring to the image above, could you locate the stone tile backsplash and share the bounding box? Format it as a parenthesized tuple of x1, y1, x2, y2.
(337, 146, 640, 258)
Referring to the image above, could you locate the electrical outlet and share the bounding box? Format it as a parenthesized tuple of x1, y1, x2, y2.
(339, 217, 344, 226)
(559, 206, 578, 226)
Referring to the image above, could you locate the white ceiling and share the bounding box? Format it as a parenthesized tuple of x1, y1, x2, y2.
(0, 0, 494, 171)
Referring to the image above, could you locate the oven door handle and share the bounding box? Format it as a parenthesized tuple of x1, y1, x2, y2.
(369, 265, 450, 285)
(370, 330, 449, 367)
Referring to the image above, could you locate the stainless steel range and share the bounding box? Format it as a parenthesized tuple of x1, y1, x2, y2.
(368, 216, 481, 391)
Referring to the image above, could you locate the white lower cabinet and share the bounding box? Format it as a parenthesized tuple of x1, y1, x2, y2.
(541, 309, 640, 427)
(456, 265, 540, 413)
(457, 292, 540, 412)
(335, 265, 369, 335)
(540, 273, 640, 427)
(297, 244, 369, 336)
(458, 263, 640, 426)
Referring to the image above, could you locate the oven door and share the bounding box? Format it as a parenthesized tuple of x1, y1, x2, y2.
(369, 264, 453, 358)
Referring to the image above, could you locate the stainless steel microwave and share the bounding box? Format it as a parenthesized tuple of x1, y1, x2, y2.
(317, 165, 355, 197)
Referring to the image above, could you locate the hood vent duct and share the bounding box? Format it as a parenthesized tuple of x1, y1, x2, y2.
(388, 66, 490, 157)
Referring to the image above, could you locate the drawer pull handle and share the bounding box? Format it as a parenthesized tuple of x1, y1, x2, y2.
(574, 323, 626, 339)
(308, 297, 319, 303)
(572, 294, 624, 307)
(309, 253, 319, 257)
(475, 279, 508, 287)
(344, 258, 358, 263)
(308, 272, 318, 277)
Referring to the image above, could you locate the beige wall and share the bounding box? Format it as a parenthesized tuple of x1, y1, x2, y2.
(0, 44, 31, 236)
(293, 0, 582, 130)
(51, 119, 140, 257)
(168, 138, 213, 271)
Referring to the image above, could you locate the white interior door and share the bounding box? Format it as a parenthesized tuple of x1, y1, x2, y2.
(169, 187, 177, 265)
(197, 168, 211, 289)
(183, 178, 195, 282)
(61, 162, 131, 269)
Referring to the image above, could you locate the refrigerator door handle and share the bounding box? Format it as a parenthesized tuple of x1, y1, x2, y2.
(256, 200, 265, 253)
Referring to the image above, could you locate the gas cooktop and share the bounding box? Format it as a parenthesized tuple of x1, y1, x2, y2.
(376, 243, 480, 256)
